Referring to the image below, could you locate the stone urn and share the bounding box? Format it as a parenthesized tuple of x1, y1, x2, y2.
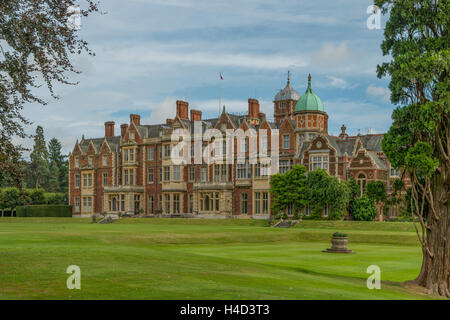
(323, 233, 355, 254)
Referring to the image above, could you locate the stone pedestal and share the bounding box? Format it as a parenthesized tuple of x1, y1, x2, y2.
(323, 236, 355, 254)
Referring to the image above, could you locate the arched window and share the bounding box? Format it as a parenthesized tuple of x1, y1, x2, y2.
(358, 174, 367, 196)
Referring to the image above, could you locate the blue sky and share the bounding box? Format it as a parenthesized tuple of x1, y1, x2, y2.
(20, 0, 394, 154)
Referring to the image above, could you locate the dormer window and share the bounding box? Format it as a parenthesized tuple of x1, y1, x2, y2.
(74, 156, 79, 168)
(88, 156, 93, 166)
(103, 155, 107, 166)
(129, 131, 135, 140)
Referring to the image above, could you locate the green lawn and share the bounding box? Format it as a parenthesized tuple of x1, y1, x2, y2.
(0, 218, 439, 299)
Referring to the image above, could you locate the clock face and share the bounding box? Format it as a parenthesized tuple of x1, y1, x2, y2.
(316, 141, 322, 148)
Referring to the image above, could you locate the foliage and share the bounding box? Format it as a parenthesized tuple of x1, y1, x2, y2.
(270, 165, 308, 214)
(305, 170, 350, 220)
(376, 0, 449, 296)
(0, 187, 21, 209)
(350, 196, 377, 221)
(16, 205, 72, 217)
(366, 181, 387, 205)
(332, 232, 347, 238)
(25, 126, 50, 189)
(0, 0, 99, 186)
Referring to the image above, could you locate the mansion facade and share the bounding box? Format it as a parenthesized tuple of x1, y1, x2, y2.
(68, 75, 401, 218)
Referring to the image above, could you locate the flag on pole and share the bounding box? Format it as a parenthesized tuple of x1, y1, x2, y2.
(219, 72, 223, 80)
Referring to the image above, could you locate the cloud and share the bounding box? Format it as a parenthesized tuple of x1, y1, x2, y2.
(366, 85, 391, 102)
(148, 97, 177, 124)
(312, 42, 352, 66)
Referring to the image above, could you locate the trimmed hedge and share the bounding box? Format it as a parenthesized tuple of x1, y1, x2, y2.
(16, 205, 72, 217)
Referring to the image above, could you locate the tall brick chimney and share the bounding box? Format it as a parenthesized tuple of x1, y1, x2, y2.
(120, 124, 128, 137)
(130, 114, 141, 125)
(104, 121, 115, 137)
(248, 99, 260, 118)
(176, 100, 189, 120)
(190, 109, 202, 122)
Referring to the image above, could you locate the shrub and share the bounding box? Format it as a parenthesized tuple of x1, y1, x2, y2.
(333, 232, 347, 237)
(350, 196, 377, 221)
(293, 212, 299, 220)
(27, 189, 46, 205)
(0, 187, 21, 209)
(16, 205, 72, 217)
(45, 193, 66, 205)
(281, 212, 288, 220)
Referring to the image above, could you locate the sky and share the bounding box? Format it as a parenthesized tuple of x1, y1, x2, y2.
(19, 0, 395, 155)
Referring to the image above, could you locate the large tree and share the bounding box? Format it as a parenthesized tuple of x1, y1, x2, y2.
(26, 125, 49, 189)
(48, 137, 68, 192)
(376, 0, 449, 297)
(0, 0, 98, 187)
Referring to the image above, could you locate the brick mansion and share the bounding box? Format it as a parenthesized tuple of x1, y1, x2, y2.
(69, 75, 401, 217)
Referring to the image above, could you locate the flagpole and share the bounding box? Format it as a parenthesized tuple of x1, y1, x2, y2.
(219, 72, 222, 115)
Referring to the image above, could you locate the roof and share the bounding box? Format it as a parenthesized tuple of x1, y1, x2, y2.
(295, 74, 324, 112)
(274, 79, 301, 102)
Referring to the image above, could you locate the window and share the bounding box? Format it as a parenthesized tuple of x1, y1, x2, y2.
(189, 194, 193, 213)
(279, 160, 292, 174)
(148, 168, 154, 183)
(240, 138, 248, 153)
(189, 166, 195, 181)
(159, 167, 162, 183)
(83, 196, 93, 211)
(200, 166, 207, 182)
(158, 195, 162, 210)
(130, 169, 135, 185)
(173, 166, 181, 181)
(103, 155, 108, 166)
(74, 157, 79, 168)
(121, 195, 125, 211)
(148, 147, 154, 160)
(164, 144, 171, 157)
(148, 196, 154, 214)
(214, 165, 220, 182)
(346, 169, 350, 181)
(173, 194, 180, 213)
(221, 164, 227, 181)
(129, 131, 135, 140)
(215, 193, 220, 211)
(164, 167, 170, 181)
(158, 145, 162, 160)
(129, 149, 135, 162)
(283, 134, 290, 149)
(74, 197, 80, 212)
(108, 195, 118, 212)
(124, 169, 129, 185)
(255, 192, 261, 214)
(310, 155, 328, 171)
(305, 205, 311, 216)
(237, 162, 252, 179)
(261, 136, 268, 154)
(134, 195, 140, 213)
(390, 167, 400, 177)
(124, 149, 129, 162)
(103, 173, 108, 186)
(82, 173, 93, 187)
(222, 140, 227, 155)
(240, 193, 248, 214)
(254, 192, 269, 214)
(75, 174, 80, 188)
(262, 192, 268, 214)
(165, 194, 170, 213)
(88, 156, 93, 166)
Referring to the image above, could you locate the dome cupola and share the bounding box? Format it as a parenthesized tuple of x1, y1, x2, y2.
(274, 73, 300, 102)
(295, 74, 324, 112)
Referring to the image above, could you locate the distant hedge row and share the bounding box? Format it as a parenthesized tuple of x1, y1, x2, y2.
(16, 205, 72, 217)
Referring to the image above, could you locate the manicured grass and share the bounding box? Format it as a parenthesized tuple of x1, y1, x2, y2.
(0, 218, 439, 299)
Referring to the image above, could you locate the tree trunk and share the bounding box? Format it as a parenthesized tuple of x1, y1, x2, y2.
(413, 168, 450, 297)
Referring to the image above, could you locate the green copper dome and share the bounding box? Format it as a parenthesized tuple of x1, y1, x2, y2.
(295, 74, 324, 112)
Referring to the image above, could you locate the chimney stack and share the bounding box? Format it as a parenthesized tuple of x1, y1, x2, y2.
(104, 121, 115, 137)
(190, 109, 202, 122)
(248, 99, 260, 118)
(130, 114, 141, 125)
(120, 124, 128, 137)
(176, 100, 189, 120)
